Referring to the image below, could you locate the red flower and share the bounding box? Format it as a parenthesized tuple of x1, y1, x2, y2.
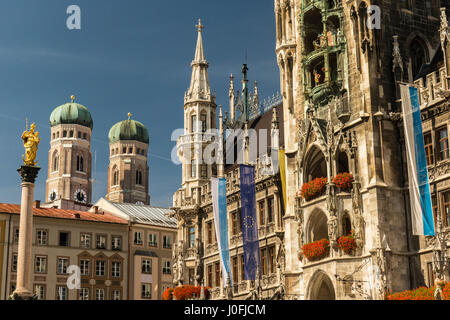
(332, 173, 353, 190)
(165, 285, 211, 300)
(300, 177, 327, 201)
(385, 282, 450, 300)
(337, 234, 357, 254)
(302, 239, 330, 261)
(162, 287, 174, 300)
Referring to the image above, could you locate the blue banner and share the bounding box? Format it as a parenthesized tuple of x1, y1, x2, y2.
(400, 84, 435, 236)
(211, 177, 232, 285)
(239, 164, 261, 280)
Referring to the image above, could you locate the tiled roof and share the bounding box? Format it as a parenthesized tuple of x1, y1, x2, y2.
(0, 203, 128, 225)
(105, 201, 177, 228)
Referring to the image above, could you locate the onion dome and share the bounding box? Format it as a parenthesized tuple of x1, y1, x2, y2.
(108, 113, 149, 144)
(49, 95, 93, 129)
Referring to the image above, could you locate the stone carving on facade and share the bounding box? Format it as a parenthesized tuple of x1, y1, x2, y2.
(194, 245, 202, 286)
(295, 204, 305, 259)
(351, 181, 365, 248)
(440, 7, 449, 47)
(370, 230, 391, 300)
(173, 241, 185, 286)
(432, 209, 449, 283)
(327, 215, 338, 249)
(392, 35, 404, 75)
(428, 160, 450, 180)
(388, 112, 402, 122)
(435, 87, 450, 100)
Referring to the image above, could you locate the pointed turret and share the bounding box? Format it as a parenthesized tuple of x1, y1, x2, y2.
(242, 64, 250, 121)
(186, 19, 212, 103)
(229, 74, 236, 123)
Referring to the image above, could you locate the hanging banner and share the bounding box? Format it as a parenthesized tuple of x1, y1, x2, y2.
(400, 84, 435, 236)
(211, 177, 232, 286)
(239, 164, 261, 280)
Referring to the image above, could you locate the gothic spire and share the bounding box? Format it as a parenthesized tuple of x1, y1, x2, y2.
(186, 19, 212, 103)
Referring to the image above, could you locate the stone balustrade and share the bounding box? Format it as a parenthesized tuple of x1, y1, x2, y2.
(415, 66, 448, 106)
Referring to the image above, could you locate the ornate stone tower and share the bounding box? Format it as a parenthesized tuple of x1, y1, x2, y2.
(171, 19, 217, 286)
(106, 114, 150, 205)
(177, 19, 217, 201)
(274, 0, 448, 300)
(45, 96, 93, 207)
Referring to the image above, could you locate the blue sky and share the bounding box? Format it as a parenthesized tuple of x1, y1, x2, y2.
(0, 0, 280, 207)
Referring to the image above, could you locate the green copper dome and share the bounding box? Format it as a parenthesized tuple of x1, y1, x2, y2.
(49, 102, 93, 129)
(108, 119, 149, 144)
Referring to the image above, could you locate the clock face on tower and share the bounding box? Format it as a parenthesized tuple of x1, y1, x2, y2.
(74, 189, 87, 203)
(49, 190, 58, 201)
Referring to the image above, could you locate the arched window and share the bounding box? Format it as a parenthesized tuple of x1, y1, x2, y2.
(53, 152, 59, 172)
(410, 37, 428, 80)
(307, 209, 329, 243)
(77, 155, 84, 172)
(191, 159, 196, 178)
(336, 150, 349, 174)
(200, 112, 207, 133)
(304, 146, 327, 183)
(136, 170, 143, 185)
(342, 212, 352, 236)
(191, 114, 197, 133)
(113, 167, 119, 186)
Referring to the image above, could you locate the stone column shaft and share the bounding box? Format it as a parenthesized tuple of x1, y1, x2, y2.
(15, 182, 35, 297)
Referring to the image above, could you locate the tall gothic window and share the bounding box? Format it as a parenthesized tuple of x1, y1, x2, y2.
(200, 113, 207, 133)
(53, 152, 59, 172)
(136, 170, 143, 185)
(191, 159, 196, 178)
(436, 127, 449, 161)
(76, 156, 84, 172)
(410, 38, 428, 80)
(424, 132, 434, 166)
(191, 114, 197, 133)
(189, 227, 195, 248)
(113, 167, 119, 186)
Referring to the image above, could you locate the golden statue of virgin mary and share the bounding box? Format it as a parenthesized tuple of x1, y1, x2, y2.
(22, 122, 40, 166)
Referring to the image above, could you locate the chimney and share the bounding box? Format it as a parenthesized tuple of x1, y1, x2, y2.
(34, 200, 41, 209)
(74, 213, 81, 219)
(94, 206, 99, 214)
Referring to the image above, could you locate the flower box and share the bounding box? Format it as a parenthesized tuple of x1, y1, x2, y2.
(332, 173, 353, 191)
(385, 282, 450, 300)
(337, 235, 357, 254)
(163, 285, 210, 300)
(300, 177, 327, 201)
(302, 239, 330, 261)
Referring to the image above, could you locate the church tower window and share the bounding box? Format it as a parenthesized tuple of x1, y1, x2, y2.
(113, 167, 119, 186)
(76, 155, 84, 172)
(52, 152, 59, 172)
(136, 170, 143, 185)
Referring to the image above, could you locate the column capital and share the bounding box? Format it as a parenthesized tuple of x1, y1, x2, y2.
(17, 166, 40, 184)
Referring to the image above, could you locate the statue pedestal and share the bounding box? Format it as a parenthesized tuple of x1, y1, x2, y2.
(11, 166, 40, 300)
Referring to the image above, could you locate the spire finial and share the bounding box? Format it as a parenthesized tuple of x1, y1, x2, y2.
(70, 95, 75, 103)
(128, 112, 132, 120)
(196, 19, 204, 32)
